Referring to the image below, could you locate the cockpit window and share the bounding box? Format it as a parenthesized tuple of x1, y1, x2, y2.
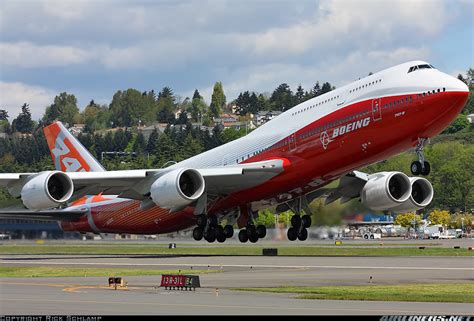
(408, 64, 435, 73)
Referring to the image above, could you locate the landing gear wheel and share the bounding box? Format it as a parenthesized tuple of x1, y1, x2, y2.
(192, 227, 203, 241)
(302, 215, 312, 228)
(196, 214, 207, 227)
(216, 227, 226, 243)
(287, 227, 298, 241)
(298, 228, 308, 241)
(256, 225, 267, 238)
(204, 228, 216, 243)
(238, 229, 248, 243)
(223, 225, 234, 238)
(249, 232, 259, 243)
(291, 215, 302, 228)
(411, 161, 422, 176)
(421, 161, 430, 176)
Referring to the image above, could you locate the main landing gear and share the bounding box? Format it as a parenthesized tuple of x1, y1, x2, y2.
(410, 138, 430, 176)
(192, 214, 234, 243)
(238, 222, 267, 243)
(287, 196, 312, 241)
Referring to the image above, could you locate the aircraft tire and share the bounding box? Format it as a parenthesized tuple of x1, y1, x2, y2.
(298, 228, 308, 241)
(421, 161, 430, 176)
(238, 229, 249, 243)
(411, 161, 422, 176)
(291, 215, 302, 228)
(193, 227, 203, 241)
(287, 227, 298, 241)
(256, 225, 267, 238)
(224, 225, 234, 238)
(302, 215, 312, 228)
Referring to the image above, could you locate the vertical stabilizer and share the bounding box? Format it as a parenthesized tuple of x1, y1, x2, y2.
(43, 122, 106, 172)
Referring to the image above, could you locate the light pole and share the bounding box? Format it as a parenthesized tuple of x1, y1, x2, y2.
(461, 217, 464, 238)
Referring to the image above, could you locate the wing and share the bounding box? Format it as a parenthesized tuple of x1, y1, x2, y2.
(322, 170, 369, 205)
(0, 159, 287, 203)
(0, 206, 87, 221)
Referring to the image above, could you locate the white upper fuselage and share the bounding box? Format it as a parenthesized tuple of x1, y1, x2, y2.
(171, 61, 467, 170)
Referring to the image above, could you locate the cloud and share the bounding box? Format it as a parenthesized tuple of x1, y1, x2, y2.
(0, 42, 92, 68)
(234, 0, 447, 58)
(0, 82, 55, 120)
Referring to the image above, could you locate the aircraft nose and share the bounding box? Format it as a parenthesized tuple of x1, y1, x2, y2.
(449, 76, 469, 93)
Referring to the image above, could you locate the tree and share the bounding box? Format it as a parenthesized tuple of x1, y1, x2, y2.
(0, 110, 8, 121)
(192, 89, 202, 100)
(270, 83, 295, 111)
(42, 92, 79, 126)
(394, 212, 422, 228)
(209, 82, 226, 118)
(12, 103, 34, 133)
(146, 129, 159, 155)
(254, 209, 276, 227)
(295, 84, 305, 104)
(109, 89, 155, 127)
(428, 209, 451, 226)
(175, 110, 189, 125)
(443, 114, 470, 134)
(133, 132, 146, 154)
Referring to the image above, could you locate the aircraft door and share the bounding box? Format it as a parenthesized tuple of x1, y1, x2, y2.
(372, 98, 382, 121)
(289, 133, 297, 151)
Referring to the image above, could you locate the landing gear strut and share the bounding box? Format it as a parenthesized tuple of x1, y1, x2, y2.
(287, 196, 311, 241)
(411, 138, 430, 176)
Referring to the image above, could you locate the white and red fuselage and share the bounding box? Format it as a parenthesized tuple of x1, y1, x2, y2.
(59, 61, 469, 234)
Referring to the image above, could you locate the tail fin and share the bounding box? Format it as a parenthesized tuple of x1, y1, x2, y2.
(43, 121, 106, 172)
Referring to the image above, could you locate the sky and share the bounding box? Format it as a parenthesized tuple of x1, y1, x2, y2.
(0, 0, 473, 120)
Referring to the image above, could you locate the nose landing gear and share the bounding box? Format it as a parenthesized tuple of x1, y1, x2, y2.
(411, 138, 430, 176)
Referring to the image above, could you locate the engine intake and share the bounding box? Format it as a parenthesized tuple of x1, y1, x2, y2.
(390, 177, 434, 213)
(150, 168, 205, 210)
(361, 172, 411, 211)
(21, 171, 74, 210)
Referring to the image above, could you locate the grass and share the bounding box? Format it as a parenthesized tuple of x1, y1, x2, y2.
(0, 266, 218, 278)
(234, 283, 474, 303)
(0, 243, 472, 256)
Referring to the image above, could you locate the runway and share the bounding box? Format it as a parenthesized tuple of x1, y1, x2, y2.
(1, 255, 473, 315)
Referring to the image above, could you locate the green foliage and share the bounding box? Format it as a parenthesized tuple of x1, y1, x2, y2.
(109, 89, 157, 127)
(210, 82, 226, 118)
(427, 209, 451, 226)
(11, 103, 34, 133)
(394, 213, 422, 228)
(254, 209, 276, 227)
(449, 212, 473, 230)
(443, 114, 470, 134)
(42, 93, 79, 126)
(270, 83, 295, 111)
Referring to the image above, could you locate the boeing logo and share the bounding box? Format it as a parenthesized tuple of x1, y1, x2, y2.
(320, 117, 371, 150)
(332, 117, 371, 139)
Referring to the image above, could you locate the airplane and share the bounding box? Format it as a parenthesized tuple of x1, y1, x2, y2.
(0, 60, 469, 243)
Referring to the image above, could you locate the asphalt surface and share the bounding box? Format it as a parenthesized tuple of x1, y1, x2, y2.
(1, 254, 473, 315)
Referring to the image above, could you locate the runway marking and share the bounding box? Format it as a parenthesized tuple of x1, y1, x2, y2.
(1, 261, 473, 271)
(1, 297, 472, 315)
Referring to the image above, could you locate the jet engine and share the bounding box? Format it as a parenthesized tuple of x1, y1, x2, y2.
(21, 171, 74, 210)
(390, 177, 434, 213)
(361, 172, 411, 211)
(150, 168, 205, 210)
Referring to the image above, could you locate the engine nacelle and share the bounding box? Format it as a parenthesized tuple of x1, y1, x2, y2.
(390, 177, 434, 213)
(361, 172, 411, 211)
(21, 171, 74, 210)
(150, 168, 205, 210)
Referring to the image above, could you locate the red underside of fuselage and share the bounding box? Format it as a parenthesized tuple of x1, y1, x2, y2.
(61, 90, 468, 234)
